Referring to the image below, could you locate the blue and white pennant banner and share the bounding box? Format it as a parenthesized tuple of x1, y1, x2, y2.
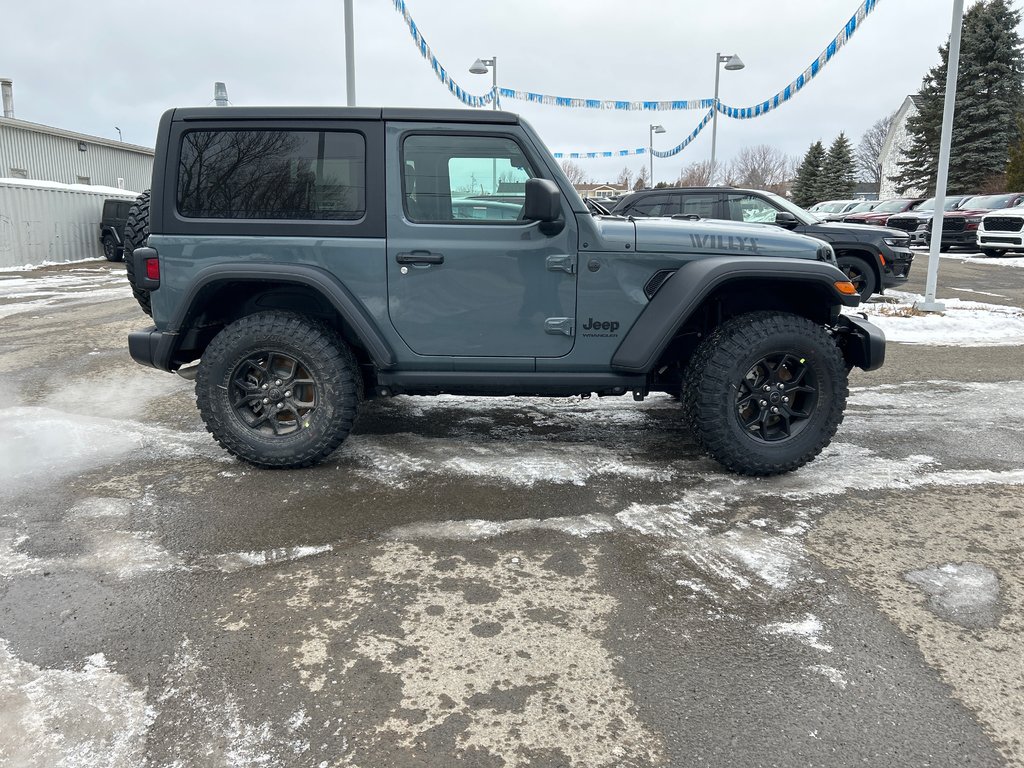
(389, 0, 882, 156)
(553, 109, 716, 160)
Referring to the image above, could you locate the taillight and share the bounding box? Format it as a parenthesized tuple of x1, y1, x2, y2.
(145, 257, 160, 281)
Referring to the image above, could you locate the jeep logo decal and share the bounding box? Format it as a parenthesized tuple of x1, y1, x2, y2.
(689, 234, 760, 254)
(582, 317, 620, 338)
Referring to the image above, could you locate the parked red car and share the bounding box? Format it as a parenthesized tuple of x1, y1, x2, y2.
(841, 198, 926, 226)
(924, 193, 1024, 251)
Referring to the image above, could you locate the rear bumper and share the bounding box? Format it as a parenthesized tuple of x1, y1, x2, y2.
(128, 326, 177, 371)
(836, 315, 885, 372)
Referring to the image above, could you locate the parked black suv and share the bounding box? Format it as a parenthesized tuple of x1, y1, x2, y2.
(612, 188, 914, 300)
(100, 198, 132, 261)
(125, 107, 884, 477)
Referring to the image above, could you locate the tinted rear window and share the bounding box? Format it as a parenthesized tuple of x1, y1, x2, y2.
(176, 130, 365, 220)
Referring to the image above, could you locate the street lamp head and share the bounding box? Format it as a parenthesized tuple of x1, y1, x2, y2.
(469, 58, 491, 75)
(724, 54, 745, 71)
(651, 124, 666, 134)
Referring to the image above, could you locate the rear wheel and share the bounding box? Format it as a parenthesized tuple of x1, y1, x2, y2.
(682, 311, 848, 476)
(123, 190, 152, 316)
(836, 255, 877, 301)
(102, 233, 122, 262)
(196, 311, 362, 468)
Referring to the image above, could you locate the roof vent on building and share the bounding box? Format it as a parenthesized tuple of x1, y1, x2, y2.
(214, 82, 229, 107)
(1, 79, 13, 119)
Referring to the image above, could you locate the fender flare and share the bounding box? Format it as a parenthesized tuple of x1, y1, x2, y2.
(611, 256, 856, 373)
(168, 262, 396, 369)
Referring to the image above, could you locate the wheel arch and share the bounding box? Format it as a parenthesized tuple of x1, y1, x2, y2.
(165, 264, 395, 371)
(611, 257, 856, 374)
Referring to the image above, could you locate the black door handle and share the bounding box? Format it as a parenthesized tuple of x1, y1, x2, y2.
(396, 251, 444, 265)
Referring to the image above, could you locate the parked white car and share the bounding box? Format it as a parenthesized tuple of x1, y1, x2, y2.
(978, 206, 1024, 256)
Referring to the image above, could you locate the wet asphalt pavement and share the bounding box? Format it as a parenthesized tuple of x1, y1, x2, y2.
(1, 250, 1023, 767)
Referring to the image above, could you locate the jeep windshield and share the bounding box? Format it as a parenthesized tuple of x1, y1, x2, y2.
(913, 196, 970, 213)
(961, 194, 1020, 210)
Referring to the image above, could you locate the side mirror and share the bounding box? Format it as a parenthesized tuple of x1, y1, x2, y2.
(524, 178, 562, 223)
(774, 211, 799, 229)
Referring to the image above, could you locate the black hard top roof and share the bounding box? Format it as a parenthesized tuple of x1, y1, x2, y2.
(170, 106, 520, 124)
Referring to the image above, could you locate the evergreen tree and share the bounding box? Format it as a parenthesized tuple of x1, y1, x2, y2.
(792, 141, 826, 207)
(820, 134, 857, 200)
(1006, 116, 1024, 190)
(896, 0, 1024, 194)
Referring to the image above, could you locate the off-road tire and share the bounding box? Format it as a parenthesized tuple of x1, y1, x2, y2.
(681, 311, 848, 476)
(123, 190, 152, 316)
(196, 311, 361, 468)
(836, 255, 877, 301)
(102, 233, 122, 262)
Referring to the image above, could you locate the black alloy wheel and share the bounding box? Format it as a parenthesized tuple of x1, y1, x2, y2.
(836, 256, 876, 301)
(735, 353, 818, 442)
(102, 234, 121, 262)
(230, 351, 318, 437)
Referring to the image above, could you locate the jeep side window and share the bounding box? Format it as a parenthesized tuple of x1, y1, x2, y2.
(724, 194, 780, 224)
(176, 129, 366, 220)
(402, 135, 537, 223)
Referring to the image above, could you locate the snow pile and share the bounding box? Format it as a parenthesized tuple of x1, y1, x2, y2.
(941, 252, 1024, 269)
(905, 562, 1002, 629)
(851, 290, 1024, 346)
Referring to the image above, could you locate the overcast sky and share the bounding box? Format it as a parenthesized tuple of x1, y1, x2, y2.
(2, 0, 1005, 185)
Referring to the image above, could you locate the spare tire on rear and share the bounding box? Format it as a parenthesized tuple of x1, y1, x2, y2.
(123, 190, 152, 317)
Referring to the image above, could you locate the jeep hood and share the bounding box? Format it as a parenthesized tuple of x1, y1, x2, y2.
(628, 217, 828, 259)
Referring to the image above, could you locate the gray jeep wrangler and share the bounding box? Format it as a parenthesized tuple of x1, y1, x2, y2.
(125, 107, 883, 476)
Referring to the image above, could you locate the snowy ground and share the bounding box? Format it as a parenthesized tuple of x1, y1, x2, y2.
(0, 259, 1022, 767)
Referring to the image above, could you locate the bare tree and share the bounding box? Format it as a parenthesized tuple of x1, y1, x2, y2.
(561, 160, 589, 185)
(728, 145, 794, 194)
(676, 160, 713, 187)
(615, 166, 634, 191)
(633, 165, 651, 191)
(856, 111, 897, 185)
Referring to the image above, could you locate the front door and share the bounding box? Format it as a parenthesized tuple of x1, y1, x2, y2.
(386, 127, 577, 358)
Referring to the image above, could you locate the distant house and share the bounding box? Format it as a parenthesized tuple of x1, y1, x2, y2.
(879, 95, 925, 199)
(574, 182, 628, 200)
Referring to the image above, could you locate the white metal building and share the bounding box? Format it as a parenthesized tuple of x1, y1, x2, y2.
(0, 78, 153, 267)
(879, 95, 925, 199)
(0, 180, 139, 269)
(0, 79, 154, 193)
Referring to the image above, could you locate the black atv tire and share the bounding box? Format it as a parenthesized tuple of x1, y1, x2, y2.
(836, 255, 876, 301)
(681, 311, 848, 476)
(102, 233, 122, 262)
(196, 311, 362, 468)
(123, 190, 152, 316)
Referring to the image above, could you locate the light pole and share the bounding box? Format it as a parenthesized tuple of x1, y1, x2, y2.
(709, 52, 745, 185)
(649, 124, 666, 187)
(469, 57, 499, 110)
(114, 126, 122, 142)
(921, 0, 966, 313)
(344, 0, 356, 105)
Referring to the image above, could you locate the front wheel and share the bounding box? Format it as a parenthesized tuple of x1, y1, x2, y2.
(682, 312, 848, 476)
(196, 312, 362, 468)
(836, 255, 877, 301)
(102, 234, 122, 262)
(981, 248, 1005, 258)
